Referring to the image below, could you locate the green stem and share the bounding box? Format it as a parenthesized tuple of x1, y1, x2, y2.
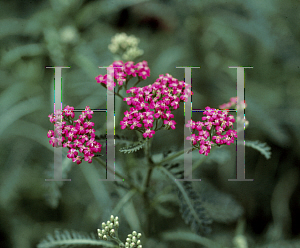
(157, 147, 193, 166)
(112, 189, 137, 215)
(133, 78, 141, 87)
(94, 157, 143, 194)
(143, 138, 154, 236)
(115, 92, 124, 100)
(143, 139, 155, 192)
(145, 138, 154, 166)
(154, 119, 158, 130)
(155, 120, 165, 131)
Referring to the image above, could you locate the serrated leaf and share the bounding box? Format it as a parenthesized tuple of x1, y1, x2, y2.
(37, 229, 117, 248)
(158, 166, 212, 234)
(198, 182, 244, 223)
(240, 140, 272, 160)
(119, 139, 146, 154)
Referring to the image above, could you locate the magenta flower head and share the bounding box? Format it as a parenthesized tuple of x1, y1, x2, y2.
(48, 105, 102, 164)
(186, 104, 238, 156)
(164, 120, 176, 130)
(95, 60, 151, 90)
(118, 69, 193, 139)
(143, 129, 155, 138)
(63, 105, 75, 119)
(84, 106, 94, 119)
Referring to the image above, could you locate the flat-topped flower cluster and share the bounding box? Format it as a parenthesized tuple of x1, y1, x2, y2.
(186, 107, 237, 156)
(47, 106, 102, 164)
(95, 60, 150, 90)
(120, 73, 192, 138)
(48, 59, 240, 164)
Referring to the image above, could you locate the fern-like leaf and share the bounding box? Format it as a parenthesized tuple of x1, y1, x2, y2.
(119, 139, 146, 154)
(178, 181, 213, 234)
(197, 182, 244, 223)
(158, 166, 212, 234)
(37, 229, 117, 248)
(239, 140, 272, 159)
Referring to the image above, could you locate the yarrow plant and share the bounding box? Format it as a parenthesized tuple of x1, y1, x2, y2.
(43, 33, 271, 248)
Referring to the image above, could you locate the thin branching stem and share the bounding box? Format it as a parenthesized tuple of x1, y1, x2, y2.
(94, 157, 143, 194)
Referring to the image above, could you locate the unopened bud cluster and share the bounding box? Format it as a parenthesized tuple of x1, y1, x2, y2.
(108, 33, 144, 61)
(124, 231, 142, 248)
(97, 215, 142, 248)
(97, 215, 119, 241)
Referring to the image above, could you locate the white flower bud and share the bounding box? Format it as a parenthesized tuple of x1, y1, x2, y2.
(103, 235, 107, 240)
(110, 215, 114, 222)
(132, 231, 137, 236)
(137, 233, 142, 239)
(108, 44, 118, 53)
(102, 222, 106, 228)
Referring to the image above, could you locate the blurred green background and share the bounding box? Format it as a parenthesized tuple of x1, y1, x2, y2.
(0, 0, 300, 247)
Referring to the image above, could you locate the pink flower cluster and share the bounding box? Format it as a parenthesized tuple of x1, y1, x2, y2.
(120, 73, 192, 138)
(95, 60, 150, 90)
(47, 106, 102, 164)
(186, 107, 237, 156)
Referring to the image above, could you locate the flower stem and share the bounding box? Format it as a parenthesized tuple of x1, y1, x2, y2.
(133, 78, 141, 87)
(143, 138, 155, 236)
(114, 92, 124, 100)
(94, 157, 142, 194)
(157, 147, 193, 166)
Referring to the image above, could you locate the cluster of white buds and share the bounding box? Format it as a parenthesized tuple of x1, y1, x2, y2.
(97, 215, 120, 241)
(97, 215, 142, 248)
(108, 33, 144, 61)
(124, 231, 142, 248)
